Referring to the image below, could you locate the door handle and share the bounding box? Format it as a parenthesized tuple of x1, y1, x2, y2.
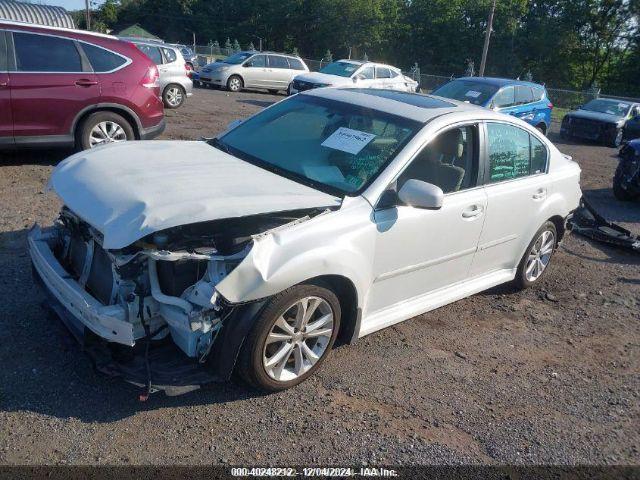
(75, 79, 98, 87)
(462, 205, 484, 218)
(532, 188, 547, 200)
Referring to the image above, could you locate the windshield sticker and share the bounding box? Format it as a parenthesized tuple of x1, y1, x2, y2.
(345, 66, 357, 72)
(606, 110, 616, 115)
(321, 127, 376, 155)
(465, 90, 482, 98)
(618, 103, 629, 108)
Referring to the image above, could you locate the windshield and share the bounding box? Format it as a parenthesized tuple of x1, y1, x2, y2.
(214, 95, 421, 195)
(431, 80, 499, 106)
(181, 48, 193, 57)
(223, 52, 254, 64)
(581, 99, 631, 117)
(319, 61, 362, 78)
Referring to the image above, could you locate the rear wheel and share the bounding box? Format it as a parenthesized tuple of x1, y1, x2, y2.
(514, 221, 557, 290)
(78, 111, 134, 151)
(535, 123, 547, 136)
(237, 284, 341, 392)
(227, 75, 243, 92)
(163, 84, 185, 108)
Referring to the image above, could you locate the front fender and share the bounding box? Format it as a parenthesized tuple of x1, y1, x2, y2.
(215, 205, 375, 310)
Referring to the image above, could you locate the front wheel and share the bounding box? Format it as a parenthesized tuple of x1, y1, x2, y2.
(608, 128, 623, 148)
(226, 75, 243, 92)
(613, 162, 636, 201)
(514, 221, 557, 289)
(237, 284, 341, 392)
(78, 111, 134, 150)
(163, 84, 185, 108)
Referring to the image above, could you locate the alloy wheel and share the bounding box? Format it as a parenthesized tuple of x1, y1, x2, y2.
(228, 77, 241, 92)
(89, 121, 127, 148)
(262, 296, 334, 382)
(525, 229, 555, 282)
(166, 86, 183, 107)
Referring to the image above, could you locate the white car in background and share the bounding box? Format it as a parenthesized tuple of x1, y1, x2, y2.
(290, 59, 419, 94)
(29, 88, 581, 395)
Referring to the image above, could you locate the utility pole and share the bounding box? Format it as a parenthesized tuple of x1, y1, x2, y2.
(479, 0, 496, 77)
(193, 32, 196, 52)
(84, 0, 91, 30)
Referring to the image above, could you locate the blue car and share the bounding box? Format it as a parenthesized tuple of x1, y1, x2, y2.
(431, 77, 553, 135)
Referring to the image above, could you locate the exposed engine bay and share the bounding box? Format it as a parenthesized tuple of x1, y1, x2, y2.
(50, 207, 326, 359)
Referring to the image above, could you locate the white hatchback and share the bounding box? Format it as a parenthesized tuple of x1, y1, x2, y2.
(291, 59, 419, 94)
(29, 88, 581, 394)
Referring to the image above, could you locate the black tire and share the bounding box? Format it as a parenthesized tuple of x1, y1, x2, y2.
(77, 111, 134, 151)
(237, 283, 341, 392)
(607, 128, 623, 148)
(513, 221, 558, 290)
(286, 83, 293, 96)
(535, 123, 547, 136)
(268, 89, 279, 95)
(226, 75, 243, 92)
(162, 84, 186, 109)
(613, 162, 636, 201)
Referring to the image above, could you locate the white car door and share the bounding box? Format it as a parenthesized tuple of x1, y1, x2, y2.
(470, 122, 551, 277)
(374, 66, 393, 89)
(267, 55, 293, 90)
(366, 124, 488, 315)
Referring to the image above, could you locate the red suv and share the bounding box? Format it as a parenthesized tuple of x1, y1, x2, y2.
(0, 21, 165, 150)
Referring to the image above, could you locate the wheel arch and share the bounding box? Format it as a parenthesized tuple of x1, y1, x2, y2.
(72, 104, 142, 140)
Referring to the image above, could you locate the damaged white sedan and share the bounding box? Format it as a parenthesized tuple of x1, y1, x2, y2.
(29, 88, 582, 394)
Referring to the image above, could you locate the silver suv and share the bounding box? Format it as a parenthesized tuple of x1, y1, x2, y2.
(200, 51, 309, 94)
(129, 40, 193, 108)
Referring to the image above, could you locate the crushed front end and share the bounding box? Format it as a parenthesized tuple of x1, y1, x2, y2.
(28, 207, 317, 396)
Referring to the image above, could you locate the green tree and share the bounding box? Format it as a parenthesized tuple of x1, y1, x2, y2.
(232, 39, 241, 52)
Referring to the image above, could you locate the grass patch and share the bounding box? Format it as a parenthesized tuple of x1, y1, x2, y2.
(552, 107, 570, 123)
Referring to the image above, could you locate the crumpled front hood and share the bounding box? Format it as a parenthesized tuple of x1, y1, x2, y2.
(566, 109, 625, 125)
(50, 141, 341, 249)
(294, 72, 353, 86)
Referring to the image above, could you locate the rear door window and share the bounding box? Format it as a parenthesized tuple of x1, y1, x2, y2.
(136, 44, 162, 65)
(268, 55, 290, 69)
(287, 57, 305, 70)
(375, 67, 392, 79)
(82, 43, 127, 72)
(493, 87, 515, 108)
(515, 85, 534, 105)
(161, 47, 177, 63)
(0, 31, 6, 70)
(487, 123, 548, 182)
(358, 66, 374, 79)
(13, 32, 82, 72)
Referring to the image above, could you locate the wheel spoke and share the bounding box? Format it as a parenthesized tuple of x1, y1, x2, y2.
(265, 342, 293, 369)
(301, 341, 319, 365)
(293, 345, 305, 375)
(274, 316, 295, 335)
(306, 313, 332, 334)
(266, 331, 292, 345)
(525, 259, 536, 276)
(305, 327, 333, 339)
(302, 298, 321, 327)
(294, 298, 308, 329)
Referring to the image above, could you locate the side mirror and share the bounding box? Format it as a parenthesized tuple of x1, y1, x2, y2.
(398, 179, 443, 210)
(227, 119, 243, 130)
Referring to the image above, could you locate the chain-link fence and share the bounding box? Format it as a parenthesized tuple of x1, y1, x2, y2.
(189, 48, 640, 109)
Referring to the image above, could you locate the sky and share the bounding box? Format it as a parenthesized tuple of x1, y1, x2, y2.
(28, 0, 105, 12)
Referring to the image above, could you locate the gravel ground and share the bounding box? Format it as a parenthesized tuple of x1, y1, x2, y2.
(0, 87, 638, 466)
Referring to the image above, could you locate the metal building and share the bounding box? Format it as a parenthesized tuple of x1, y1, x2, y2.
(0, 0, 75, 29)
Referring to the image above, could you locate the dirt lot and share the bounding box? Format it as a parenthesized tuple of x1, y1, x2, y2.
(0, 87, 638, 466)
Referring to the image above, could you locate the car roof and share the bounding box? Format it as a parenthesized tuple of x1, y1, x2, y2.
(303, 87, 491, 123)
(454, 76, 545, 89)
(0, 19, 117, 40)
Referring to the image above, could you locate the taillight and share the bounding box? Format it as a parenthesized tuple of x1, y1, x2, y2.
(142, 65, 159, 89)
(547, 102, 553, 109)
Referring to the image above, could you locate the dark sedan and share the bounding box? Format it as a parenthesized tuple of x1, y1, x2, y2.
(560, 98, 640, 147)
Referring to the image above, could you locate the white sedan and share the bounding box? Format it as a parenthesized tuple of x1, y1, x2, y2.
(290, 59, 419, 94)
(29, 88, 581, 394)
